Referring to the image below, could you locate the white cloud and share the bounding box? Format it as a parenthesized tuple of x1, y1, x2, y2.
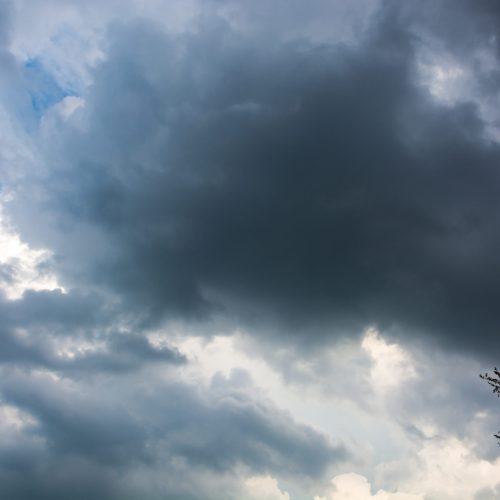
(314, 473, 422, 500)
(0, 195, 63, 299)
(52, 95, 85, 121)
(415, 35, 500, 142)
(173, 328, 500, 500)
(0, 403, 37, 431)
(399, 436, 500, 500)
(244, 475, 290, 500)
(418, 59, 466, 105)
(362, 328, 416, 392)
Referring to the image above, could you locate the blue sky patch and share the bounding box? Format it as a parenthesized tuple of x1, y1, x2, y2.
(23, 58, 77, 118)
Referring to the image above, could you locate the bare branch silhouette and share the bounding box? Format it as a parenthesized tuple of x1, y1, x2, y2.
(480, 368, 500, 442)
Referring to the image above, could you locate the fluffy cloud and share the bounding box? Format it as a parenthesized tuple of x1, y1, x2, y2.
(400, 437, 500, 499)
(315, 473, 422, 500)
(0, 196, 62, 299)
(361, 328, 416, 393)
(245, 475, 290, 500)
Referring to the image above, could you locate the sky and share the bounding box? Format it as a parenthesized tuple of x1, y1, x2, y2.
(1, 0, 500, 498)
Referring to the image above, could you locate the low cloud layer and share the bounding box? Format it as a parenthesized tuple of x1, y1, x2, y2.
(0, 363, 345, 500)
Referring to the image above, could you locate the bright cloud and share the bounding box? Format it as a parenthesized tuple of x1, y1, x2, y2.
(400, 437, 500, 499)
(0, 195, 63, 299)
(314, 473, 423, 500)
(244, 475, 290, 500)
(361, 328, 417, 392)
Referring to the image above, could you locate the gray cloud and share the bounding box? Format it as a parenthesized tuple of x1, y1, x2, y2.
(17, 4, 500, 360)
(0, 367, 344, 500)
(0, 289, 185, 373)
(3, 1, 500, 498)
(475, 484, 500, 500)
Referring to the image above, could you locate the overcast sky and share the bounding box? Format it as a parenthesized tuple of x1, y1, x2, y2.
(1, 1, 500, 498)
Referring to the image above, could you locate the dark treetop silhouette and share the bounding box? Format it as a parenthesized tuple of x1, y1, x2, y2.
(480, 368, 500, 440)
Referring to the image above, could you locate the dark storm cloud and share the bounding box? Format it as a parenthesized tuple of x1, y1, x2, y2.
(0, 289, 106, 330)
(0, 286, 342, 496)
(400, 0, 500, 54)
(0, 289, 185, 372)
(3, 1, 500, 499)
(26, 2, 500, 358)
(394, 0, 500, 107)
(0, 369, 344, 500)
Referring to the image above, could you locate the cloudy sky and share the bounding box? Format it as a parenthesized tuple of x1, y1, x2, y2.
(2, 0, 500, 498)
